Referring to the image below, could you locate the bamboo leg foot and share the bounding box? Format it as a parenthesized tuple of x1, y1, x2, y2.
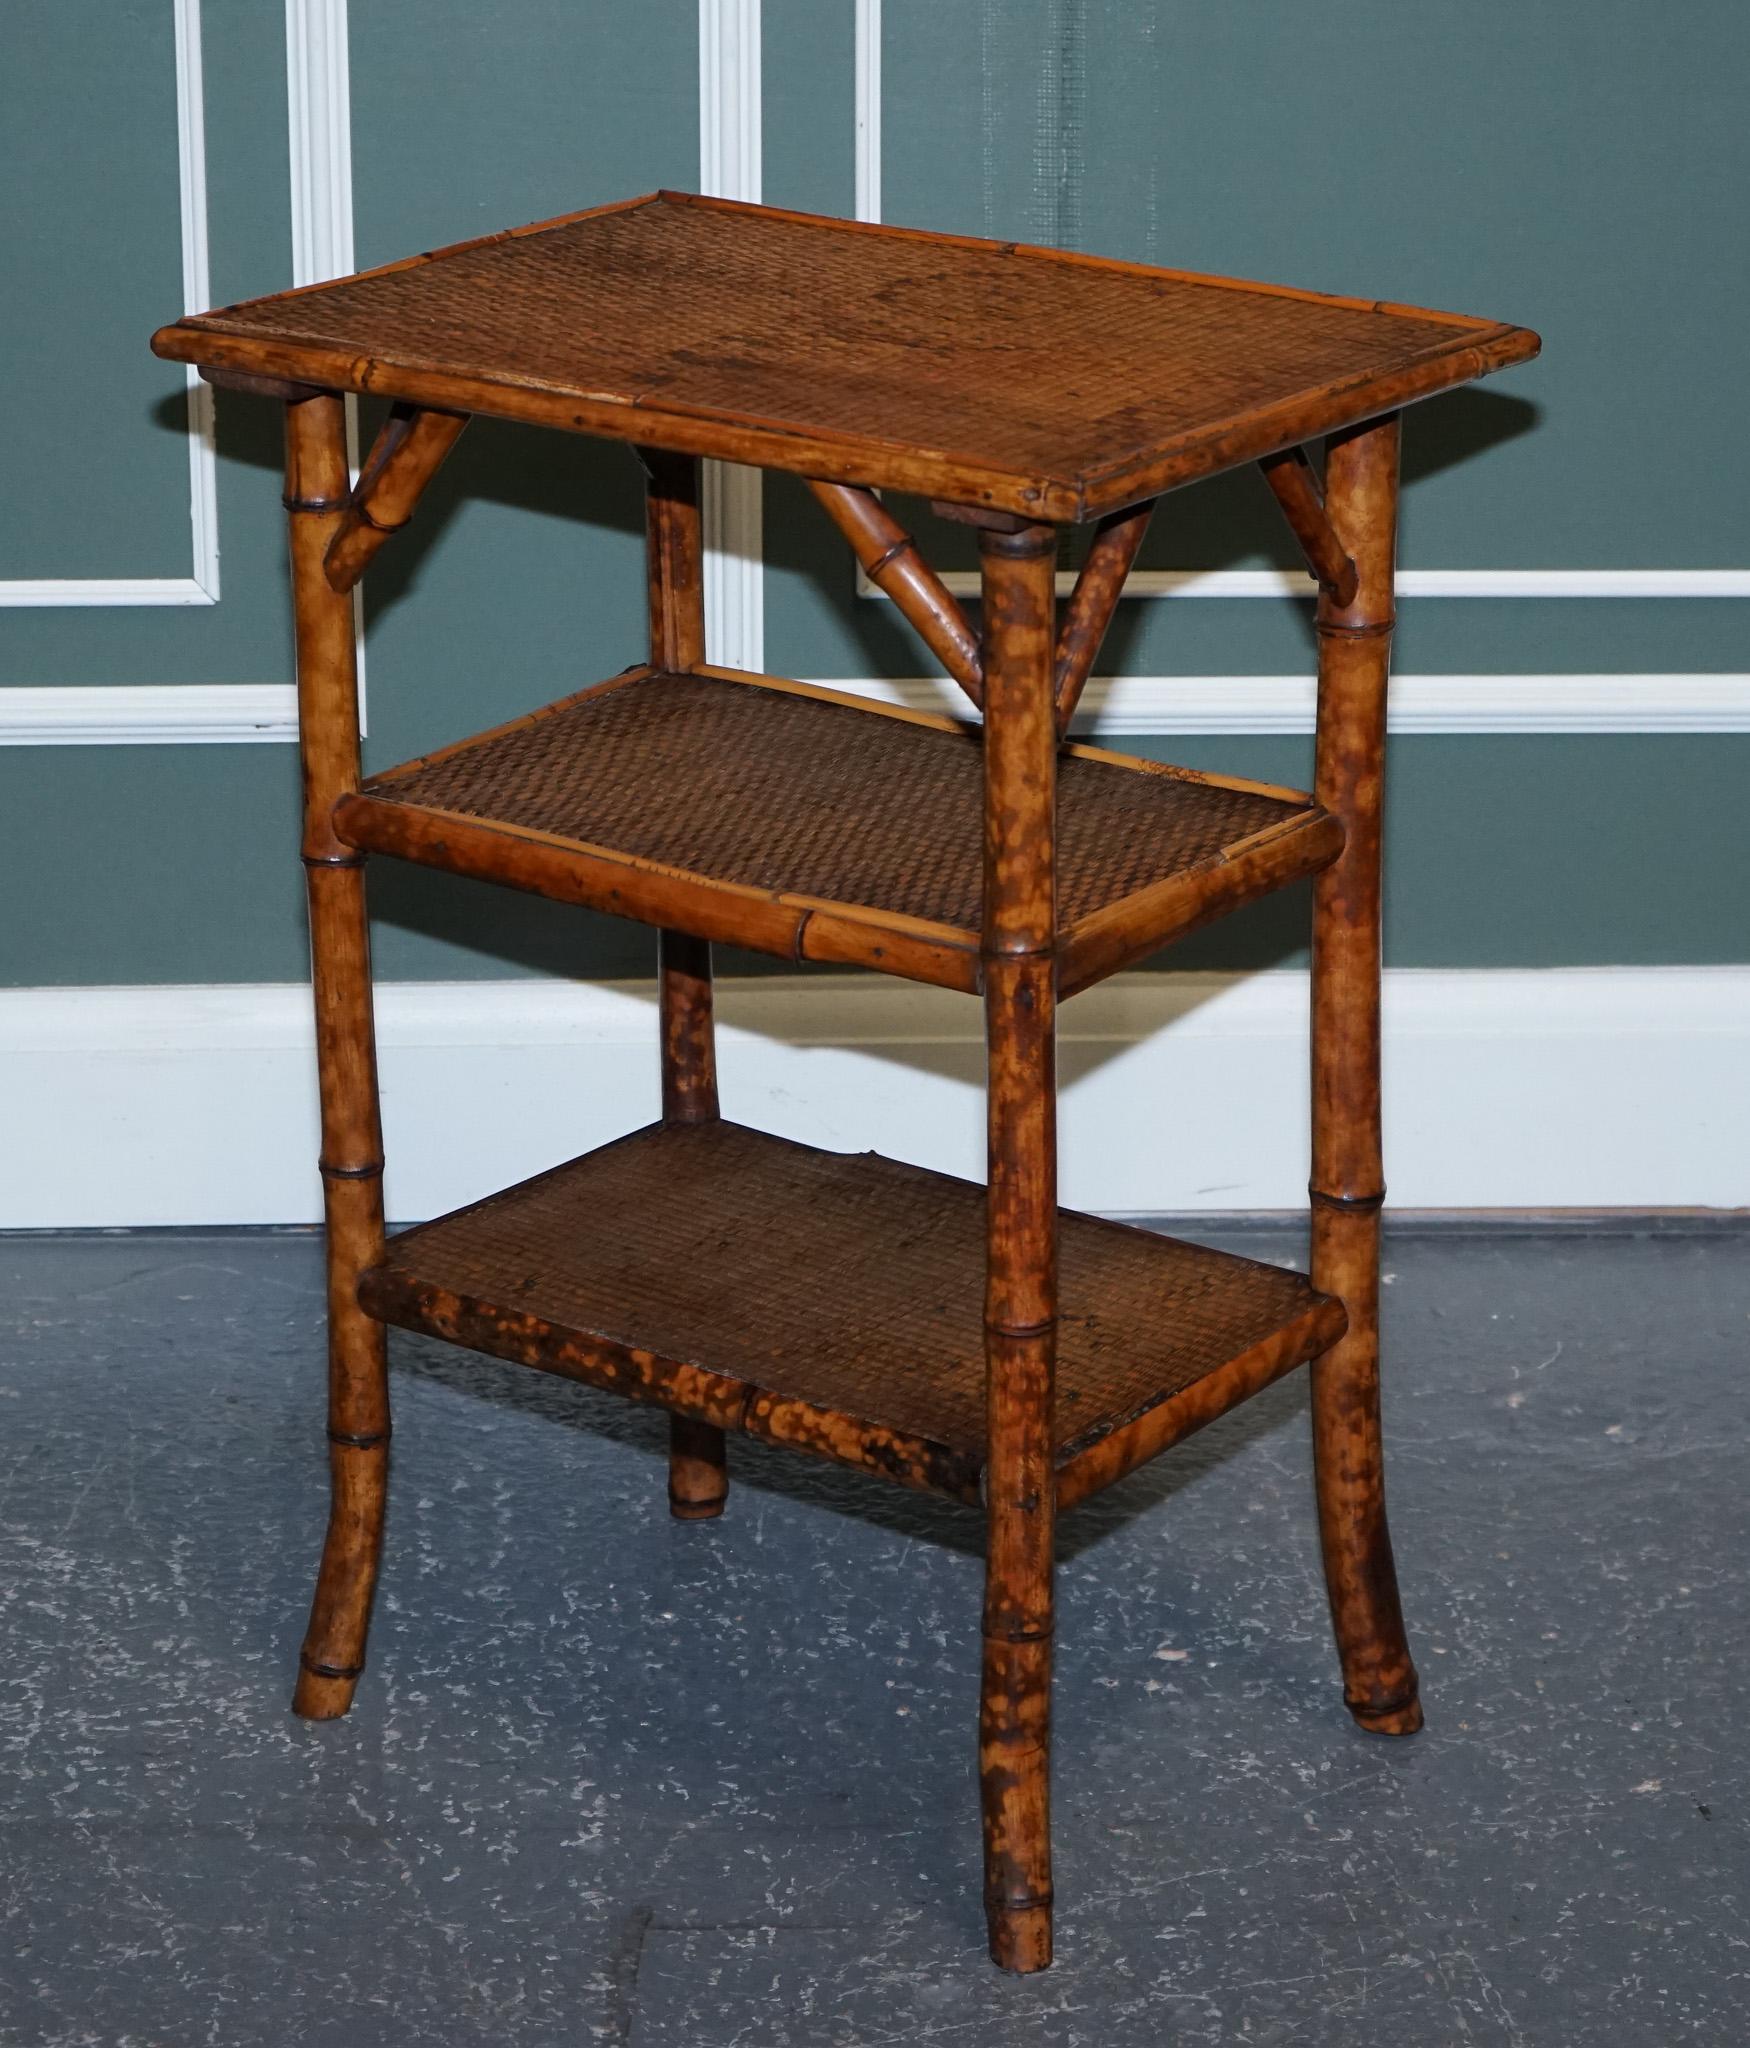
(293, 1410, 389, 1719)
(291, 1169, 389, 1721)
(1311, 1212, 1421, 1737)
(1350, 1696, 1425, 1737)
(293, 1448, 387, 1717)
(668, 1415, 728, 1520)
(980, 1632, 1054, 1973)
(292, 1202, 390, 1720)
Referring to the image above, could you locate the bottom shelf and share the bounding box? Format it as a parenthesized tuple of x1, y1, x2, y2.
(359, 1122, 1345, 1507)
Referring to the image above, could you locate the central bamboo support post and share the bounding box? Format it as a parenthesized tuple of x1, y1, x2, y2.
(1308, 412, 1421, 1737)
(287, 392, 390, 1721)
(977, 519, 1059, 1973)
(642, 446, 729, 1521)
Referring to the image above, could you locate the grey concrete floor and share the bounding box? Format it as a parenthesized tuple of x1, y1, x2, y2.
(1, 1221, 1746, 2046)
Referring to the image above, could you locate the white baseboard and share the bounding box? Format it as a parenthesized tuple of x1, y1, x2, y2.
(3, 969, 1744, 1228)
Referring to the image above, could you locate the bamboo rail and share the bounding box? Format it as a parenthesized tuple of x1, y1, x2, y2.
(1052, 499, 1154, 731)
(324, 404, 468, 593)
(1259, 444, 1359, 606)
(806, 480, 985, 709)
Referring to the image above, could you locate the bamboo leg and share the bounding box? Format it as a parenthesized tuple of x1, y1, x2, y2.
(661, 927, 727, 1520)
(641, 448, 729, 1520)
(977, 522, 1059, 1972)
(1309, 413, 1421, 1737)
(286, 393, 389, 1722)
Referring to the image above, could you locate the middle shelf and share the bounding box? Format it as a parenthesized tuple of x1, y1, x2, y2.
(336, 664, 1341, 995)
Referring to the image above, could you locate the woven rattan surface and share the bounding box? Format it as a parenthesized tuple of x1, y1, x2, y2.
(155, 192, 1538, 516)
(367, 1120, 1329, 1467)
(361, 669, 1306, 935)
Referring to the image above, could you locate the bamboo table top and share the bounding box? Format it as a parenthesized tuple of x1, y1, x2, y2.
(152, 191, 1538, 520)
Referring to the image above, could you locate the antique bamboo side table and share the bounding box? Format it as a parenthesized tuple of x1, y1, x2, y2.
(153, 193, 1537, 1973)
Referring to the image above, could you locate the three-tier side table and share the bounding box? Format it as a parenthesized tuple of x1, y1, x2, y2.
(153, 192, 1538, 1973)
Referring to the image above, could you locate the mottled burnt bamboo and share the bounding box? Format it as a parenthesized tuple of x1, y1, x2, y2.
(1052, 499, 1154, 732)
(1309, 412, 1421, 1737)
(285, 392, 389, 1722)
(333, 785, 986, 993)
(641, 447, 730, 1519)
(1259, 444, 1359, 606)
(1055, 1294, 1348, 1509)
(978, 521, 1059, 1974)
(806, 479, 985, 707)
(323, 403, 468, 593)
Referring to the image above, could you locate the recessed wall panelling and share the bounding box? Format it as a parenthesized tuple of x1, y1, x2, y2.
(346, 0, 700, 783)
(2, 3, 195, 580)
(1, 1, 296, 684)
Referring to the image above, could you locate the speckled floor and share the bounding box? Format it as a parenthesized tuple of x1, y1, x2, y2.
(2, 1222, 1745, 2046)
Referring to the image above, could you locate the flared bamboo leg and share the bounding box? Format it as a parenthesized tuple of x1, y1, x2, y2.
(1309, 414, 1421, 1737)
(977, 522, 1059, 1973)
(641, 447, 729, 1520)
(286, 393, 390, 1721)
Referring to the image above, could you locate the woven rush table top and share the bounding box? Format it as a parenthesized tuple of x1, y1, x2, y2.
(367, 1120, 1332, 1469)
(358, 669, 1310, 936)
(152, 192, 1539, 519)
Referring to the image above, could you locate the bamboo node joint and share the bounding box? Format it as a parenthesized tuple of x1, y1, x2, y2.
(299, 1655, 364, 1681)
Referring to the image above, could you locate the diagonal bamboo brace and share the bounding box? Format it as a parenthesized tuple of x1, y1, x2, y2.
(1052, 499, 1155, 732)
(1259, 445, 1359, 607)
(323, 404, 469, 593)
(806, 479, 985, 709)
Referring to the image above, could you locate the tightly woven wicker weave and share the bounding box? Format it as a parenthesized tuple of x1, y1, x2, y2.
(365, 672, 1306, 932)
(372, 1121, 1326, 1462)
(186, 194, 1477, 488)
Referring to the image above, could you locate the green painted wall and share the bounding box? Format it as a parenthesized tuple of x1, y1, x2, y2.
(4, 2, 1746, 984)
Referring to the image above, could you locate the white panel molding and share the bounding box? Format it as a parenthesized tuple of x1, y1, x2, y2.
(5, 969, 1744, 1226)
(812, 672, 1750, 737)
(698, 0, 764, 672)
(916, 567, 1750, 603)
(285, 0, 366, 714)
(0, 0, 219, 609)
(854, 0, 880, 223)
(849, 0, 1744, 612)
(285, 0, 355, 285)
(0, 5, 360, 738)
(6, 670, 1742, 745)
(0, 684, 298, 746)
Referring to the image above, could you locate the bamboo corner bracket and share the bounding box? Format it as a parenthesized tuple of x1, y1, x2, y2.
(153, 191, 1539, 1974)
